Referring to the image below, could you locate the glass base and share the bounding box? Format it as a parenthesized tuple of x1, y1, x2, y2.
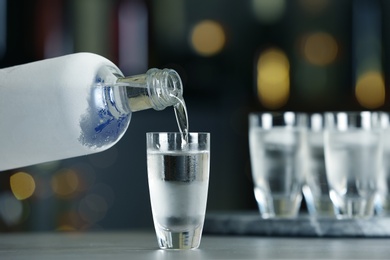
(332, 197, 374, 219)
(374, 194, 390, 216)
(254, 188, 302, 219)
(154, 225, 203, 250)
(302, 186, 335, 217)
(311, 199, 335, 218)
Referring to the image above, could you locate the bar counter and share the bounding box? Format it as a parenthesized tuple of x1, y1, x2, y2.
(1, 230, 389, 259)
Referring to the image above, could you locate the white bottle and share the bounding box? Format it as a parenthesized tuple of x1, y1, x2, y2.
(0, 52, 183, 171)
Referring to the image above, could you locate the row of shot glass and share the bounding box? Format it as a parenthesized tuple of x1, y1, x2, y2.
(249, 111, 390, 219)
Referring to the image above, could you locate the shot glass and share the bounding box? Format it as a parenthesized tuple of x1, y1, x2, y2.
(146, 132, 210, 250)
(302, 113, 335, 218)
(249, 112, 307, 218)
(324, 111, 383, 218)
(375, 112, 390, 216)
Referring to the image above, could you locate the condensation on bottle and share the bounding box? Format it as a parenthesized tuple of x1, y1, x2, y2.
(0, 52, 183, 171)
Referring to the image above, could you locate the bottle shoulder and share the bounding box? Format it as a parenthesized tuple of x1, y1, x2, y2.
(61, 52, 122, 78)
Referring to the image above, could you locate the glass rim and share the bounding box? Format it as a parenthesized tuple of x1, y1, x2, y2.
(146, 132, 210, 151)
(249, 111, 307, 128)
(146, 132, 210, 135)
(249, 111, 307, 115)
(324, 110, 380, 115)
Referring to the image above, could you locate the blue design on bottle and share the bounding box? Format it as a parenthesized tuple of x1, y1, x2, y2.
(79, 77, 131, 149)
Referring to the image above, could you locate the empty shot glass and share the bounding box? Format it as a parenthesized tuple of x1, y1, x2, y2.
(302, 113, 335, 218)
(249, 112, 307, 218)
(324, 111, 383, 218)
(146, 132, 210, 250)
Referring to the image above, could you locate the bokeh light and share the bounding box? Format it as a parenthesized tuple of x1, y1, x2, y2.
(51, 168, 79, 198)
(0, 192, 23, 226)
(89, 183, 115, 209)
(301, 32, 338, 66)
(76, 183, 114, 227)
(299, 0, 330, 14)
(355, 71, 385, 109)
(33, 175, 53, 199)
(56, 210, 83, 231)
(190, 20, 226, 57)
(153, 0, 186, 48)
(257, 48, 290, 109)
(252, 0, 286, 23)
(10, 172, 36, 200)
(56, 225, 77, 232)
(78, 193, 108, 224)
(70, 163, 96, 192)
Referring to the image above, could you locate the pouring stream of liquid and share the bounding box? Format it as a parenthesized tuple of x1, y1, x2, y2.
(173, 96, 189, 145)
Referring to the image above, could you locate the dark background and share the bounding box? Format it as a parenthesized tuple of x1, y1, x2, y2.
(0, 0, 389, 231)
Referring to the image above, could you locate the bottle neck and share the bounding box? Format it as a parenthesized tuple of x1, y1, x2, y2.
(115, 68, 183, 112)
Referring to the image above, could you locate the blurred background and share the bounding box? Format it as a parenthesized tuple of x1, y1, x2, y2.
(0, 0, 389, 231)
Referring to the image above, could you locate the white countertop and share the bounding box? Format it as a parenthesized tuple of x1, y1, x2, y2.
(1, 231, 389, 259)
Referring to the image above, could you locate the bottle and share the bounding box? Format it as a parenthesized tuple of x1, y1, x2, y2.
(0, 52, 183, 171)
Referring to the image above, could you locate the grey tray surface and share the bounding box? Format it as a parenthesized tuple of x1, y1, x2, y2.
(204, 211, 390, 237)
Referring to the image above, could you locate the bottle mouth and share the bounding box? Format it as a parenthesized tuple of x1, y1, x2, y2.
(147, 68, 183, 110)
(166, 70, 182, 96)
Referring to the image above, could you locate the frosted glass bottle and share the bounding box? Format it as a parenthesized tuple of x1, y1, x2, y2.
(0, 52, 183, 171)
